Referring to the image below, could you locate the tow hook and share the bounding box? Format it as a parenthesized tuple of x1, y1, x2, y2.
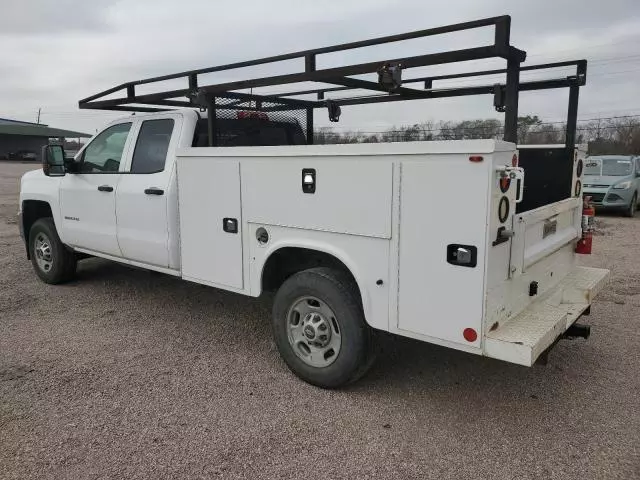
(563, 323, 591, 340)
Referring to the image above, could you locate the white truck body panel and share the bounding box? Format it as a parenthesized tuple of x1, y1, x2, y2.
(19, 112, 609, 368)
(396, 157, 490, 347)
(176, 139, 602, 359)
(243, 160, 393, 238)
(179, 159, 244, 290)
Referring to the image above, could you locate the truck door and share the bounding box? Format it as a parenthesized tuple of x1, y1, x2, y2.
(115, 116, 178, 267)
(59, 122, 133, 256)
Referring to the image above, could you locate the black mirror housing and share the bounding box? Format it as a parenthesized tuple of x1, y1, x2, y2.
(41, 145, 66, 177)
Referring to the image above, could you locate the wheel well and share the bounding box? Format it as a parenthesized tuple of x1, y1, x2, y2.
(22, 200, 53, 258)
(262, 247, 360, 297)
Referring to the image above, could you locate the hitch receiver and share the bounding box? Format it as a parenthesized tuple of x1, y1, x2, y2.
(563, 323, 591, 340)
(536, 322, 591, 366)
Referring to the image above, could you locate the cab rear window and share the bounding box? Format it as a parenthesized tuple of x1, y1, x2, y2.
(192, 118, 306, 147)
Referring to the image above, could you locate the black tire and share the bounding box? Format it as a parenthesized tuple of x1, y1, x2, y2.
(272, 267, 375, 388)
(624, 193, 637, 217)
(29, 218, 77, 284)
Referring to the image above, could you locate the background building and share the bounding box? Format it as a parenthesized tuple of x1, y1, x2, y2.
(0, 118, 90, 161)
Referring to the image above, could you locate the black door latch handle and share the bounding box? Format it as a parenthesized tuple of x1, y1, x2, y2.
(302, 168, 316, 194)
(223, 218, 238, 234)
(144, 188, 164, 195)
(97, 185, 113, 192)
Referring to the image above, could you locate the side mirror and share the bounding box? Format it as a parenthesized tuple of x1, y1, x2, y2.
(41, 145, 66, 177)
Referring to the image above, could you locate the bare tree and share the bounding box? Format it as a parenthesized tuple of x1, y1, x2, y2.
(313, 116, 640, 155)
(517, 115, 542, 144)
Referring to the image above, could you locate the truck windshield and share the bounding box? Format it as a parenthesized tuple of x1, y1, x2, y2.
(584, 158, 633, 176)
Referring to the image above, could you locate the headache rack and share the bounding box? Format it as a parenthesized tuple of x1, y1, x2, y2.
(78, 15, 586, 153)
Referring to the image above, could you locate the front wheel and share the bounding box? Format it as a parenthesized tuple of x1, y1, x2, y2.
(624, 193, 637, 217)
(29, 218, 77, 284)
(272, 267, 375, 388)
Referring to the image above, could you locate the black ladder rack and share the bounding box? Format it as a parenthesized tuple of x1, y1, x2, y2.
(78, 15, 586, 151)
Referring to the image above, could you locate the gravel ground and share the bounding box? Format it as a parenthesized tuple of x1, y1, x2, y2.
(1, 161, 639, 480)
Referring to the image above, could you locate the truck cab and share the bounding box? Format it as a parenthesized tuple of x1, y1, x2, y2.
(20, 110, 306, 274)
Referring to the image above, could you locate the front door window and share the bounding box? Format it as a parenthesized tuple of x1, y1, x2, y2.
(80, 123, 132, 173)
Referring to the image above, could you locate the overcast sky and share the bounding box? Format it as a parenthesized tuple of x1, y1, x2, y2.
(2, 0, 639, 135)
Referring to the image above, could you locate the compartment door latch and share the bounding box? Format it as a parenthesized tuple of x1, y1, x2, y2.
(223, 218, 238, 234)
(447, 244, 478, 268)
(302, 168, 316, 194)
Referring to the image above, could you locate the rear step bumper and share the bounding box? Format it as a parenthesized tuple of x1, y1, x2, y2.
(484, 266, 609, 366)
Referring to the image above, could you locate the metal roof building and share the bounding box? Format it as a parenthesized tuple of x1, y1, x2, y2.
(0, 118, 90, 161)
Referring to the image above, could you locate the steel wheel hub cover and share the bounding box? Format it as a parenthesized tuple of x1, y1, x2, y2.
(286, 296, 342, 368)
(34, 233, 54, 273)
(302, 312, 331, 347)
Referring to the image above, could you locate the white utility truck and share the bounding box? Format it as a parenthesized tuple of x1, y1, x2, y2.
(18, 16, 608, 387)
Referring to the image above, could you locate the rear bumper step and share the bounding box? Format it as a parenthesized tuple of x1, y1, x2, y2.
(484, 266, 609, 366)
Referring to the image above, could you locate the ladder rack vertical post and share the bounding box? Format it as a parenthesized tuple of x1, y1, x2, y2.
(305, 54, 316, 145)
(207, 96, 217, 147)
(503, 57, 520, 144)
(565, 85, 580, 152)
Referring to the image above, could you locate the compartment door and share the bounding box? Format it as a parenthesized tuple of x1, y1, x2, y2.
(178, 159, 243, 289)
(397, 160, 488, 346)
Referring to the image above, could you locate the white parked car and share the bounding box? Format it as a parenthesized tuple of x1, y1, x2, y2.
(583, 155, 640, 216)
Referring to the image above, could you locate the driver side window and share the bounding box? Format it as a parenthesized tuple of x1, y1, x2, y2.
(80, 123, 132, 173)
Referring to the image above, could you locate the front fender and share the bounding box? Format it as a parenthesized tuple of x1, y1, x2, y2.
(19, 170, 64, 241)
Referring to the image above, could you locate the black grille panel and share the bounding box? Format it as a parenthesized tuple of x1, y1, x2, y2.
(192, 97, 308, 148)
(516, 147, 573, 213)
(588, 192, 606, 203)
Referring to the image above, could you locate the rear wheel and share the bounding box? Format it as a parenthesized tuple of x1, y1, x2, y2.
(29, 218, 77, 284)
(624, 193, 637, 217)
(272, 267, 375, 388)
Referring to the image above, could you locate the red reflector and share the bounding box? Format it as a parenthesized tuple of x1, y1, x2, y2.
(512, 154, 518, 167)
(463, 328, 478, 342)
(469, 156, 483, 163)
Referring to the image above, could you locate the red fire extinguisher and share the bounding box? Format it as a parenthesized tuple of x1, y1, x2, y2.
(576, 196, 595, 254)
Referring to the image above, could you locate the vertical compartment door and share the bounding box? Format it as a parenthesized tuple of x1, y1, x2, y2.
(178, 159, 243, 289)
(397, 159, 488, 345)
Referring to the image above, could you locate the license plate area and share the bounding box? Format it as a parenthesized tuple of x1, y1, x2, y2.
(543, 217, 558, 238)
(509, 198, 581, 276)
